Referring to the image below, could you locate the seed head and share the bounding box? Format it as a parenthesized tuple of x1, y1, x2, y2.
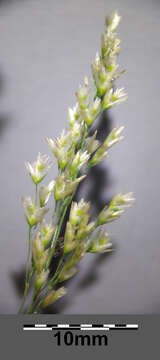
(25, 153, 53, 185)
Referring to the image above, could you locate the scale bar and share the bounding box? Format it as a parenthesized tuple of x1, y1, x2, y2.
(82, 327, 109, 331)
(23, 323, 138, 331)
(35, 324, 47, 328)
(24, 327, 52, 331)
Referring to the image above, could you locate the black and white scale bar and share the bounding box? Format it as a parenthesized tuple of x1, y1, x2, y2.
(23, 323, 138, 331)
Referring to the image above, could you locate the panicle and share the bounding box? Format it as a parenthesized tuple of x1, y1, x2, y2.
(91, 11, 125, 104)
(105, 11, 121, 33)
(54, 173, 86, 200)
(86, 131, 100, 154)
(69, 199, 90, 226)
(46, 132, 74, 171)
(22, 197, 48, 227)
(112, 192, 135, 206)
(91, 97, 101, 116)
(64, 198, 95, 252)
(88, 230, 112, 253)
(42, 287, 67, 308)
(102, 87, 127, 110)
(64, 222, 76, 254)
(25, 153, 53, 185)
(76, 78, 90, 110)
(35, 269, 49, 292)
(88, 143, 108, 167)
(68, 242, 88, 265)
(104, 126, 124, 148)
(74, 77, 102, 127)
(91, 53, 113, 98)
(58, 243, 88, 283)
(57, 266, 78, 282)
(68, 103, 80, 127)
(32, 231, 49, 273)
(80, 96, 101, 127)
(88, 125, 124, 167)
(64, 200, 93, 254)
(58, 129, 71, 147)
(32, 232, 44, 260)
(21, 13, 134, 313)
(70, 121, 84, 146)
(76, 220, 95, 241)
(98, 192, 134, 225)
(40, 219, 55, 248)
(69, 150, 90, 177)
(39, 180, 55, 207)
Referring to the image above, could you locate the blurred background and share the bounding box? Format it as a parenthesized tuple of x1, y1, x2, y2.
(0, 0, 159, 314)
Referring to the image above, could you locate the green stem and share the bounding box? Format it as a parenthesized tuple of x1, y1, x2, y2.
(19, 181, 40, 314)
(48, 254, 65, 289)
(33, 255, 65, 314)
(26, 227, 32, 281)
(18, 281, 29, 314)
(52, 200, 58, 222)
(35, 184, 38, 205)
(46, 126, 90, 270)
(81, 125, 89, 152)
(26, 290, 39, 314)
(18, 260, 34, 314)
(34, 298, 44, 314)
(46, 196, 72, 269)
(18, 227, 34, 314)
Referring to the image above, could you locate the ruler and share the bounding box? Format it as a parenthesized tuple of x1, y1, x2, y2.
(23, 323, 138, 331)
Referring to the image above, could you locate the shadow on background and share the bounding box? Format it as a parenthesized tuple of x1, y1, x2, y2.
(85, 109, 113, 215)
(0, 0, 23, 7)
(12, 109, 116, 313)
(0, 72, 10, 137)
(0, 114, 10, 138)
(76, 250, 115, 291)
(42, 250, 116, 314)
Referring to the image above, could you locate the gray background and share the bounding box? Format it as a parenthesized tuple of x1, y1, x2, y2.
(0, 0, 159, 314)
